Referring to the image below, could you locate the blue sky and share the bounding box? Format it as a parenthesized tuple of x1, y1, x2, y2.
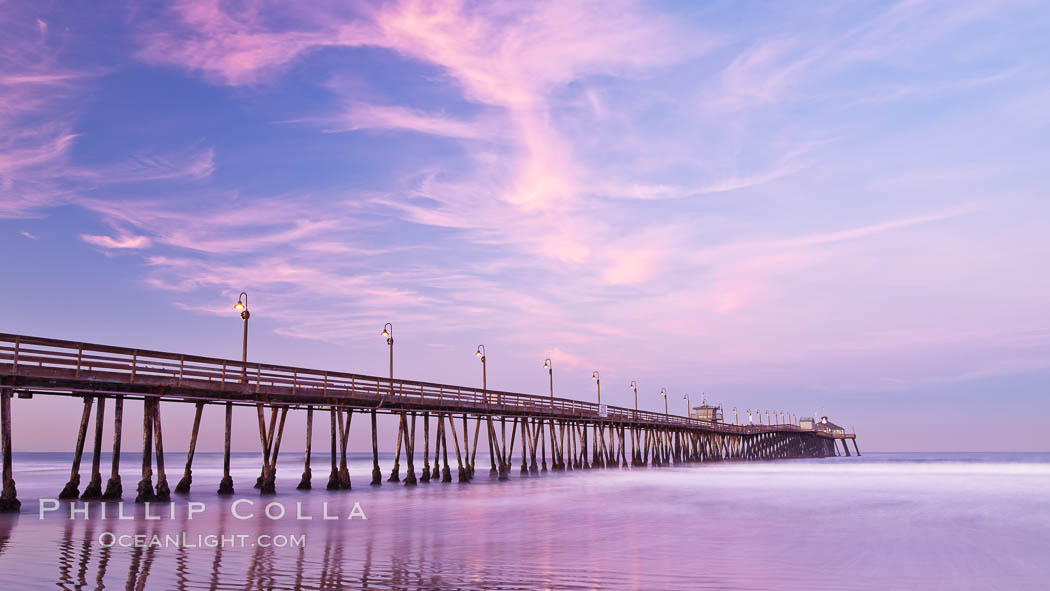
(2, 0, 1048, 452)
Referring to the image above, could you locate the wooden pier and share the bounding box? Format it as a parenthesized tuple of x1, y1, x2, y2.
(0, 333, 860, 511)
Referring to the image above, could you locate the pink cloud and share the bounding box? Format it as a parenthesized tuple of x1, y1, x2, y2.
(81, 233, 153, 249)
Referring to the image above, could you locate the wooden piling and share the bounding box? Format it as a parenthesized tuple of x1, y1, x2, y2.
(297, 406, 313, 490)
(326, 407, 340, 490)
(174, 402, 203, 494)
(0, 387, 19, 512)
(369, 408, 381, 486)
(487, 417, 497, 477)
(469, 415, 481, 478)
(388, 412, 404, 483)
(439, 414, 452, 482)
(217, 402, 234, 495)
(448, 413, 466, 482)
(337, 409, 351, 489)
(539, 419, 548, 472)
(80, 395, 106, 499)
(101, 395, 123, 500)
(153, 399, 170, 501)
(461, 414, 470, 478)
(404, 412, 417, 486)
(420, 412, 431, 483)
(59, 395, 93, 499)
(135, 397, 155, 503)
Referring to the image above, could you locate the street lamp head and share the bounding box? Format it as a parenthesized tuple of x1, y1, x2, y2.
(235, 292, 249, 320)
(381, 322, 392, 338)
(543, 358, 551, 370)
(629, 380, 637, 391)
(659, 387, 666, 398)
(475, 344, 485, 361)
(592, 371, 599, 381)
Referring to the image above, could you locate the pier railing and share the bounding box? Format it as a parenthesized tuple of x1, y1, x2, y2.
(0, 333, 851, 437)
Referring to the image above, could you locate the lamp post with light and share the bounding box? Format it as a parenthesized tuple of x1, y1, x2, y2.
(217, 293, 248, 495)
(629, 381, 639, 465)
(592, 371, 603, 467)
(542, 358, 552, 472)
(476, 345, 498, 477)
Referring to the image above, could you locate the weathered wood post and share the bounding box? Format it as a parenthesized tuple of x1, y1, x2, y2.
(388, 412, 404, 483)
(539, 419, 548, 472)
(255, 404, 275, 495)
(486, 416, 506, 480)
(297, 406, 313, 490)
(135, 397, 155, 503)
(431, 416, 442, 481)
(448, 413, 466, 482)
(439, 414, 452, 483)
(81, 395, 106, 499)
(337, 409, 351, 489)
(175, 402, 203, 494)
(101, 395, 123, 500)
(327, 407, 340, 490)
(59, 395, 94, 499)
(420, 412, 431, 483)
(461, 414, 470, 478)
(487, 416, 497, 477)
(404, 412, 417, 486)
(469, 415, 481, 478)
(153, 399, 171, 501)
(0, 387, 19, 512)
(217, 402, 234, 495)
(519, 418, 529, 476)
(266, 406, 288, 493)
(370, 408, 382, 486)
(529, 420, 539, 474)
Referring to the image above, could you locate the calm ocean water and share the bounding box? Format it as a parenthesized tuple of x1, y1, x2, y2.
(0, 451, 1047, 590)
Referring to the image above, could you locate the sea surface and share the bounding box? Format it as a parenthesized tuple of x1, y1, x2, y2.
(0, 451, 1047, 590)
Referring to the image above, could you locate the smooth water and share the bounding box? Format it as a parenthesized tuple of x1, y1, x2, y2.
(0, 451, 1047, 590)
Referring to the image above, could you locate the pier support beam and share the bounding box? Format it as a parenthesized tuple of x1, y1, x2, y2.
(0, 388, 19, 512)
(153, 399, 170, 501)
(80, 396, 106, 499)
(388, 412, 404, 483)
(297, 407, 313, 490)
(174, 402, 203, 494)
(852, 438, 861, 456)
(370, 409, 382, 486)
(59, 395, 93, 499)
(404, 412, 417, 486)
(337, 409, 350, 489)
(327, 407, 340, 490)
(420, 412, 431, 483)
(217, 402, 234, 495)
(101, 396, 123, 500)
(135, 397, 155, 503)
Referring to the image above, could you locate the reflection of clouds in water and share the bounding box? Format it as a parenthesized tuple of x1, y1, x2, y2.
(0, 452, 1048, 589)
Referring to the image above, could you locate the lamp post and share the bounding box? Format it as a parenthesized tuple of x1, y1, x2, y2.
(660, 388, 668, 418)
(218, 293, 249, 495)
(733, 407, 738, 425)
(629, 381, 639, 465)
(476, 345, 487, 395)
(542, 358, 552, 472)
(373, 324, 392, 485)
(544, 359, 553, 407)
(747, 409, 753, 424)
(592, 371, 601, 406)
(683, 394, 691, 418)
